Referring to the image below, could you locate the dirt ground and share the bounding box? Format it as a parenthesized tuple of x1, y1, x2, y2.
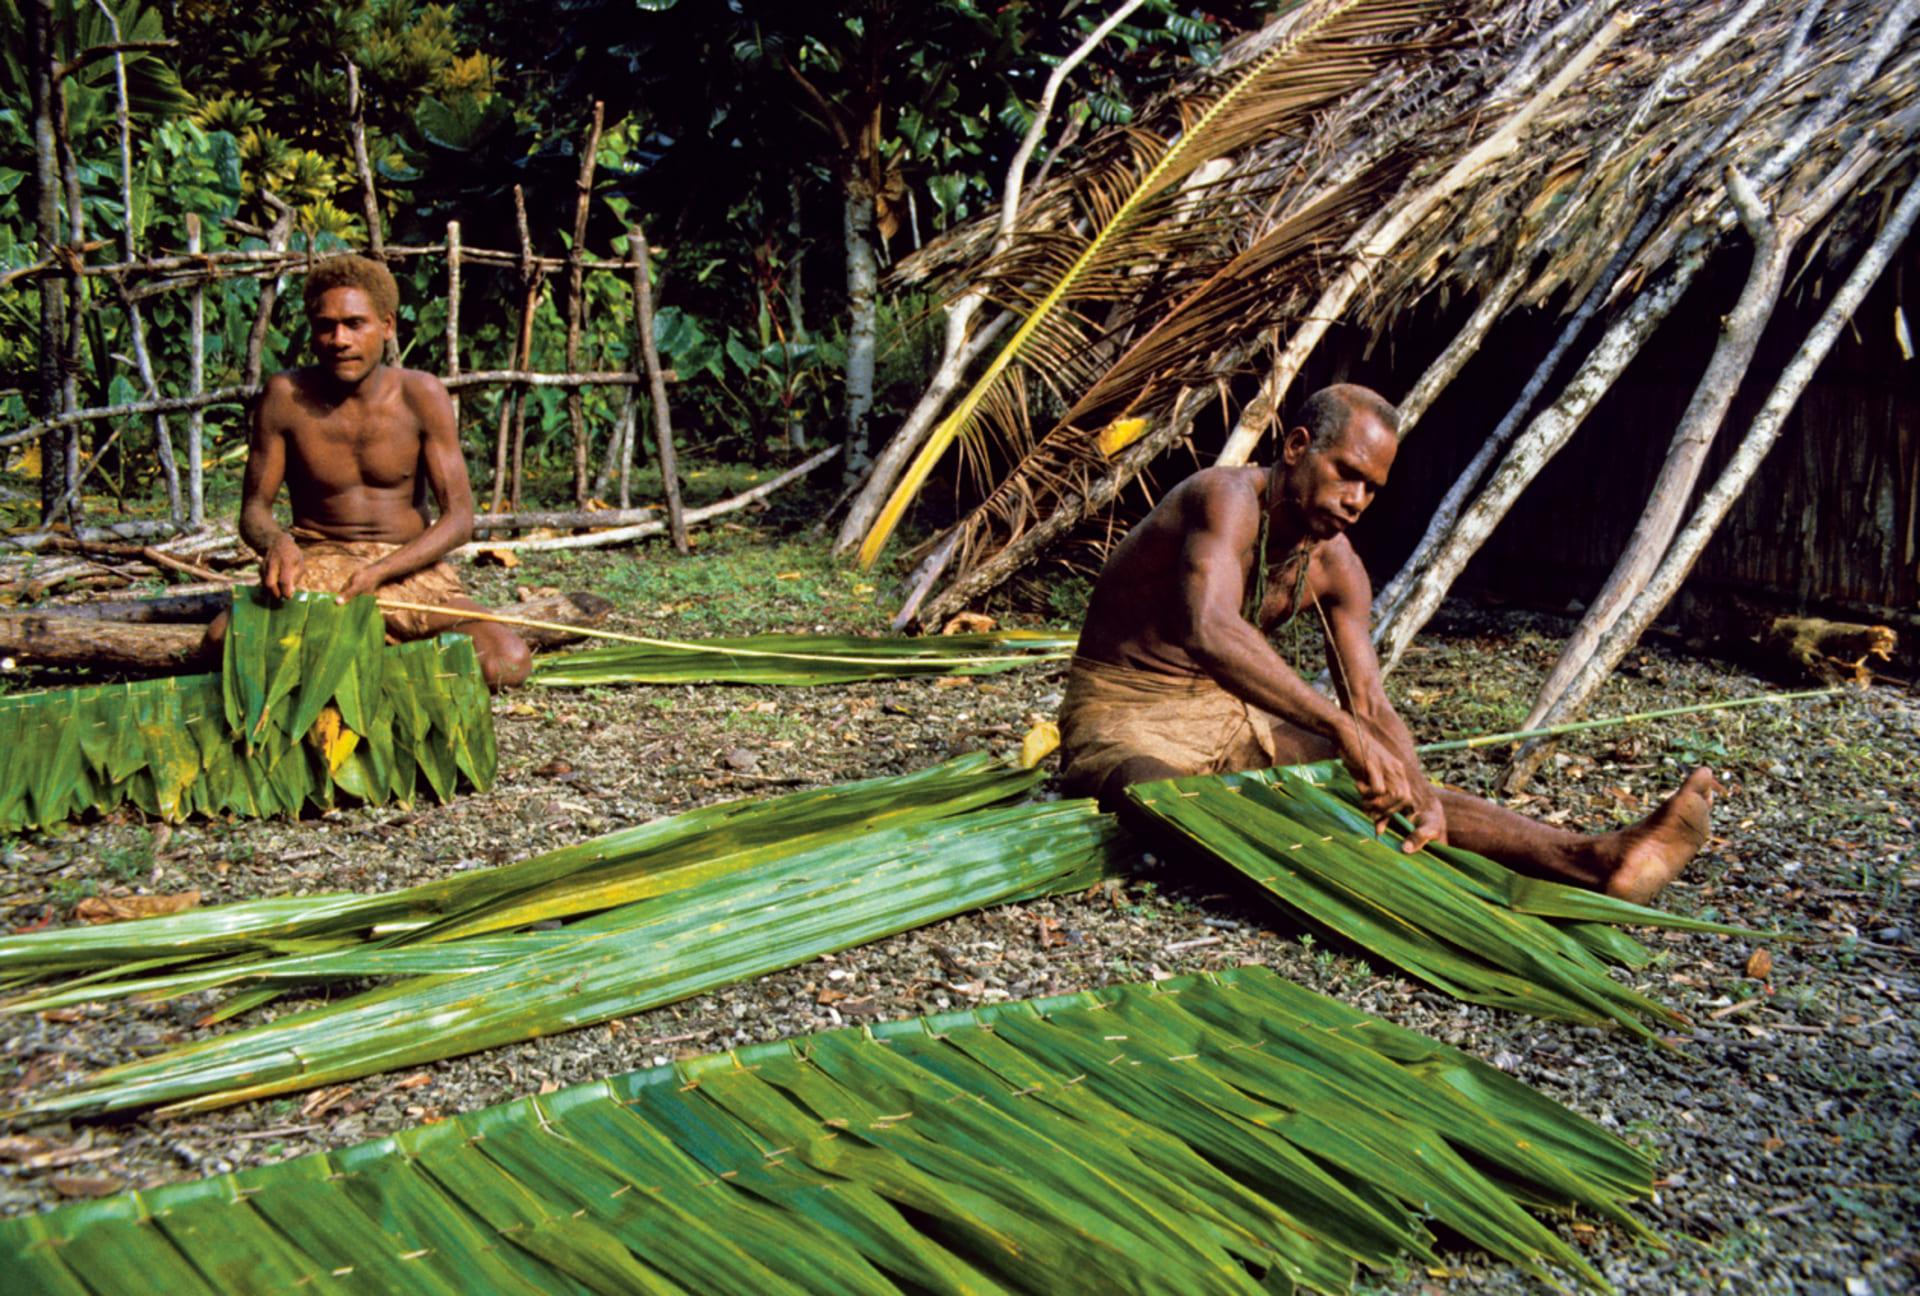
(1, 537, 1915, 1295)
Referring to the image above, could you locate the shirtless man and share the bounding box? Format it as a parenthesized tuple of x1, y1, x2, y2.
(209, 255, 530, 688)
(1057, 383, 1718, 904)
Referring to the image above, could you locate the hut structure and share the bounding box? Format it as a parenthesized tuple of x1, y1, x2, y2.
(844, 0, 1918, 787)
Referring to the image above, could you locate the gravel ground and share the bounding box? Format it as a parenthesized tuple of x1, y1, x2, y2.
(0, 546, 1914, 1295)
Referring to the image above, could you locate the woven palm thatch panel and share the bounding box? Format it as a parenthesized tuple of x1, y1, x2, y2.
(0, 966, 1655, 1295)
(0, 590, 493, 830)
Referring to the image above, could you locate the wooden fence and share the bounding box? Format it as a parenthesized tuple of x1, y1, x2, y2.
(9, 52, 693, 550)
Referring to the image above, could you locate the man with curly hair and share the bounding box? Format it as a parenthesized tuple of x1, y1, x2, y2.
(208, 254, 530, 687)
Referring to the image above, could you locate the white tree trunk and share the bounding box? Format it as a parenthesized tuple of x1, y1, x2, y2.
(842, 173, 879, 481)
(1514, 145, 1876, 754)
(1503, 172, 1920, 779)
(1369, 263, 1696, 676)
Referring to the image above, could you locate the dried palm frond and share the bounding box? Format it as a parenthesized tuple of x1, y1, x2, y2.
(0, 590, 492, 831)
(857, 0, 1457, 569)
(0, 965, 1656, 1294)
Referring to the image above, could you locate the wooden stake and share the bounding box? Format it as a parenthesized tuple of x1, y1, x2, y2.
(445, 220, 462, 430)
(632, 225, 689, 552)
(565, 103, 604, 507)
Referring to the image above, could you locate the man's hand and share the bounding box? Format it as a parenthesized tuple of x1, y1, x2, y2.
(1340, 719, 1446, 849)
(1396, 782, 1447, 854)
(260, 534, 304, 600)
(334, 563, 389, 605)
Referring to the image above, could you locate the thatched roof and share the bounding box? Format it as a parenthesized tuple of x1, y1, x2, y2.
(903, 0, 1916, 334)
(873, 0, 1917, 630)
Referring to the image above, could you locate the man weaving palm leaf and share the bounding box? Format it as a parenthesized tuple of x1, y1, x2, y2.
(1058, 384, 1718, 904)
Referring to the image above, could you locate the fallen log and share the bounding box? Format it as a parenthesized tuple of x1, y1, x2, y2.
(35, 589, 233, 623)
(0, 591, 615, 673)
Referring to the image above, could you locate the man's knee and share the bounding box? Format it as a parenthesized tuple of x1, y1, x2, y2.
(474, 627, 532, 690)
(1094, 756, 1186, 813)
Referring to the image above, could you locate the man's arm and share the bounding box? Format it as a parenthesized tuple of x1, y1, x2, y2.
(1317, 542, 1446, 850)
(1173, 478, 1392, 796)
(239, 377, 305, 599)
(332, 373, 475, 603)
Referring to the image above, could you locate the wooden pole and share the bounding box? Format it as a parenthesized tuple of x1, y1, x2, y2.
(243, 196, 295, 390)
(99, 3, 181, 524)
(445, 220, 462, 431)
(346, 62, 384, 260)
(1499, 171, 1920, 793)
(186, 214, 206, 527)
(491, 185, 540, 514)
(564, 102, 604, 506)
(631, 226, 688, 552)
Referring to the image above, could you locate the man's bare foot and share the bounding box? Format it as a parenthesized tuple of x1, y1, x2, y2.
(1601, 767, 1724, 905)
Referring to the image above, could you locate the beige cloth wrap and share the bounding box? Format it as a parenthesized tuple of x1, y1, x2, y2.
(292, 539, 468, 643)
(1056, 655, 1288, 798)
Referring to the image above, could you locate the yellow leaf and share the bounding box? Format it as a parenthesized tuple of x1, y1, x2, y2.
(307, 704, 360, 775)
(1019, 720, 1061, 770)
(1095, 417, 1150, 458)
(942, 612, 996, 635)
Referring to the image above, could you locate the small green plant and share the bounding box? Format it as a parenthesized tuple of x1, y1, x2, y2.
(98, 835, 157, 883)
(47, 877, 98, 906)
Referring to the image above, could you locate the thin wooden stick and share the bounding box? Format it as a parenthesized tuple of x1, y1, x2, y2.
(346, 62, 383, 258)
(565, 102, 604, 506)
(454, 444, 838, 555)
(372, 597, 1067, 667)
(632, 225, 688, 551)
(445, 220, 462, 430)
(1415, 687, 1842, 754)
(186, 213, 205, 527)
(0, 243, 654, 291)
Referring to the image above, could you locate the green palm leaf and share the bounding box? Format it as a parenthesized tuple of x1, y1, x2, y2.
(858, 0, 1449, 568)
(1129, 762, 1770, 1036)
(0, 966, 1653, 1294)
(0, 754, 1041, 981)
(9, 799, 1124, 1117)
(0, 593, 490, 832)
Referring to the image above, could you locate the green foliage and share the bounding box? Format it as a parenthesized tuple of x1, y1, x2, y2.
(0, 591, 494, 831)
(0, 965, 1655, 1293)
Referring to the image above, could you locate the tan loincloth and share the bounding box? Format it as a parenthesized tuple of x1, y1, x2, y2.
(292, 538, 469, 643)
(1056, 655, 1290, 798)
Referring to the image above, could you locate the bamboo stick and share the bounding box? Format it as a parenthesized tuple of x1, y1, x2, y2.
(565, 102, 604, 506)
(1414, 687, 1842, 755)
(632, 225, 688, 551)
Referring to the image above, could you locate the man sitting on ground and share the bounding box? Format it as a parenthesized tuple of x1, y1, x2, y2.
(207, 254, 530, 688)
(1058, 383, 1719, 905)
